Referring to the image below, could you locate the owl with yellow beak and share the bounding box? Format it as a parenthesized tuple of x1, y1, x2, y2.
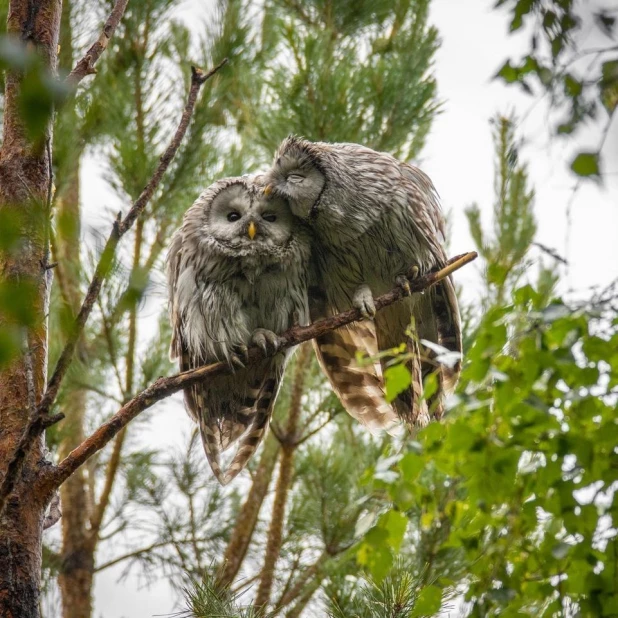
(166, 176, 312, 484)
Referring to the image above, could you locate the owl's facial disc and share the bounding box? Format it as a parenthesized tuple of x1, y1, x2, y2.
(265, 152, 325, 220)
(208, 184, 295, 256)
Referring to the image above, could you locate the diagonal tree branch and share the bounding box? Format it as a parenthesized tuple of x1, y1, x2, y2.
(41, 251, 477, 492)
(66, 0, 130, 87)
(39, 59, 228, 419)
(0, 60, 228, 517)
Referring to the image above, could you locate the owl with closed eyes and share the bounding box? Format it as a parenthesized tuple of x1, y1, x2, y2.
(262, 137, 461, 429)
(167, 177, 311, 484)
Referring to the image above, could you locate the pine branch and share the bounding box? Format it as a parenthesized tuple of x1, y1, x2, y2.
(0, 59, 228, 517)
(274, 551, 327, 611)
(39, 59, 229, 419)
(65, 0, 130, 87)
(38, 251, 477, 493)
(93, 536, 217, 573)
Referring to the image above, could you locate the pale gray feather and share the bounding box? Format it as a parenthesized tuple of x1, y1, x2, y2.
(262, 138, 462, 429)
(167, 176, 311, 484)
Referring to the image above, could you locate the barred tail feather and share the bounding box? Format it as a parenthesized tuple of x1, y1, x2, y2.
(221, 384, 275, 484)
(198, 415, 227, 485)
(313, 324, 399, 433)
(181, 347, 284, 485)
(432, 276, 462, 394)
(375, 301, 431, 429)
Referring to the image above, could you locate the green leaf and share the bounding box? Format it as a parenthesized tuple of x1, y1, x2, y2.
(379, 510, 408, 552)
(564, 74, 582, 97)
(384, 363, 411, 402)
(411, 585, 442, 616)
(510, 0, 534, 32)
(0, 280, 38, 327)
(600, 59, 618, 113)
(399, 452, 424, 483)
(570, 152, 600, 178)
(0, 327, 20, 369)
(496, 60, 519, 83)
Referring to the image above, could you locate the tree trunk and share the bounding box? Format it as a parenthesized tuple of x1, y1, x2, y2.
(217, 432, 280, 588)
(57, 390, 94, 618)
(253, 344, 312, 609)
(0, 0, 61, 616)
(50, 3, 97, 614)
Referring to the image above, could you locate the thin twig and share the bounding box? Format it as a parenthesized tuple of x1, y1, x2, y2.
(93, 536, 215, 572)
(532, 241, 569, 265)
(41, 251, 477, 497)
(97, 296, 126, 399)
(65, 0, 130, 87)
(295, 414, 336, 447)
(0, 60, 228, 516)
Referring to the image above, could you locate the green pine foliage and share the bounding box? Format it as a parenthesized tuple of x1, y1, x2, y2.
(248, 0, 438, 160)
(1, 0, 615, 616)
(465, 115, 538, 309)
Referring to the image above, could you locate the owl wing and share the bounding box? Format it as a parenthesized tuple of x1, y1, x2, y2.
(166, 229, 184, 361)
(180, 344, 285, 485)
(431, 275, 462, 398)
(401, 168, 463, 405)
(309, 288, 399, 432)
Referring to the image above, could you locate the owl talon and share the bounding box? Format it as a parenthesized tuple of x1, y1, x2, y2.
(353, 284, 376, 320)
(251, 328, 281, 356)
(395, 275, 412, 297)
(230, 344, 249, 368)
(407, 265, 420, 279)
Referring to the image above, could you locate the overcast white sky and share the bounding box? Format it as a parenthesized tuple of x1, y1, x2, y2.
(73, 1, 618, 616)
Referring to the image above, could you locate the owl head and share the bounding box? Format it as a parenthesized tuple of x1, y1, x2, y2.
(262, 136, 327, 221)
(204, 177, 298, 257)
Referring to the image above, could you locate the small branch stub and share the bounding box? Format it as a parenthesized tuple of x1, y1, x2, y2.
(66, 0, 130, 87)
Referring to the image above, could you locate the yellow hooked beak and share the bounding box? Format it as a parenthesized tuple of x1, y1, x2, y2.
(247, 221, 257, 240)
(263, 184, 273, 197)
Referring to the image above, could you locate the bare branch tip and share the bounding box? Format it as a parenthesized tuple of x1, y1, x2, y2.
(191, 58, 229, 84)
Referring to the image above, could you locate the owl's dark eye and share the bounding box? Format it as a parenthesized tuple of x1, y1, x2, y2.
(262, 213, 277, 223)
(227, 211, 241, 222)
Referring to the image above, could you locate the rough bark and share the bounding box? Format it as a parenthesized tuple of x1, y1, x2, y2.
(57, 390, 94, 618)
(0, 0, 61, 615)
